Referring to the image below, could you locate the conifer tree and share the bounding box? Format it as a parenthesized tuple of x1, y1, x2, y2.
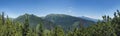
(2, 12, 5, 25)
(53, 26, 65, 36)
(36, 23, 44, 36)
(22, 14, 29, 36)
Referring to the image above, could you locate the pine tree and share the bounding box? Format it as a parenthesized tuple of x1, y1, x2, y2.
(22, 14, 29, 36)
(53, 26, 65, 36)
(67, 31, 73, 36)
(36, 23, 44, 36)
(1, 12, 5, 25)
(113, 10, 120, 36)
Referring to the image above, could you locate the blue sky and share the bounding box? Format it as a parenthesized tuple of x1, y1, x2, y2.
(0, 0, 120, 19)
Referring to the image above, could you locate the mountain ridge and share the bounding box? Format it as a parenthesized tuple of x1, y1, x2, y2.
(14, 14, 96, 30)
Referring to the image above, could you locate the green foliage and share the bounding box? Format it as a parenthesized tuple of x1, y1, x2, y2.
(0, 10, 120, 36)
(36, 23, 44, 36)
(53, 26, 65, 36)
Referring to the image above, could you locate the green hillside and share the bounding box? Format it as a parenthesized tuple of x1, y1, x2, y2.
(14, 14, 95, 30)
(14, 14, 55, 29)
(44, 14, 95, 29)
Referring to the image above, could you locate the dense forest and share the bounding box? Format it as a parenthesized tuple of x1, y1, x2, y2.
(0, 10, 120, 36)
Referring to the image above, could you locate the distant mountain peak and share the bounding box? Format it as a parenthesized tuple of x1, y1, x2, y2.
(80, 16, 98, 22)
(46, 14, 69, 16)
